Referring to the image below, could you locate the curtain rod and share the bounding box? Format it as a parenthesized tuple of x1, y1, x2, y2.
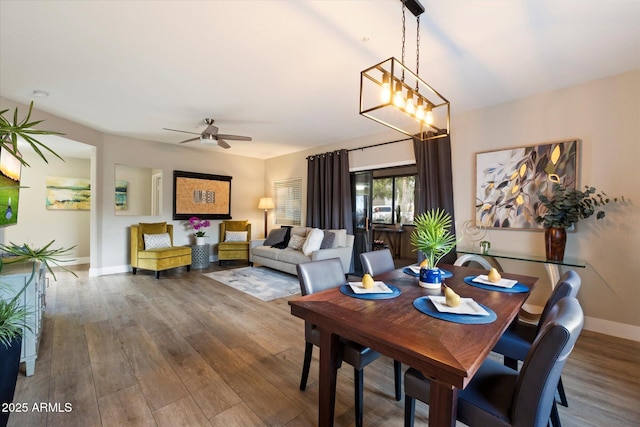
(307, 137, 413, 160)
(346, 137, 412, 153)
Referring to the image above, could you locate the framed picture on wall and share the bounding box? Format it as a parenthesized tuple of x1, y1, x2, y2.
(475, 139, 578, 229)
(46, 176, 91, 210)
(172, 170, 232, 220)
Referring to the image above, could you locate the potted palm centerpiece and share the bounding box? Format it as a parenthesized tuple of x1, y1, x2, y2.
(410, 208, 460, 289)
(536, 184, 623, 261)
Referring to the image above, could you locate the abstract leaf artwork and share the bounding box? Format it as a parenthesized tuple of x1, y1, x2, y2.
(475, 140, 578, 229)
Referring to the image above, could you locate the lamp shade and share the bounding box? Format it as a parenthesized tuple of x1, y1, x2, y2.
(258, 197, 274, 210)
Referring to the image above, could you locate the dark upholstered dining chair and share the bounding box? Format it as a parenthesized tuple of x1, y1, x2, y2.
(296, 258, 401, 427)
(404, 296, 584, 427)
(360, 248, 396, 276)
(359, 249, 403, 400)
(492, 270, 581, 427)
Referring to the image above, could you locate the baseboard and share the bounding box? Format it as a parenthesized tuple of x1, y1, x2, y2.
(584, 316, 640, 342)
(57, 256, 90, 266)
(89, 264, 130, 277)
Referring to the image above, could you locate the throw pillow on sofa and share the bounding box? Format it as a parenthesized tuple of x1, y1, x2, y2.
(264, 228, 288, 246)
(271, 226, 292, 249)
(302, 228, 324, 256)
(288, 234, 306, 251)
(320, 230, 335, 249)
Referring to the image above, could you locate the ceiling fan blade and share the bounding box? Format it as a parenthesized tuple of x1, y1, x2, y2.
(179, 137, 200, 144)
(217, 139, 231, 149)
(203, 124, 219, 135)
(163, 128, 201, 136)
(216, 134, 252, 141)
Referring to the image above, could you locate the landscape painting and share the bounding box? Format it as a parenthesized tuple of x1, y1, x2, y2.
(115, 179, 128, 211)
(46, 176, 91, 210)
(0, 147, 22, 227)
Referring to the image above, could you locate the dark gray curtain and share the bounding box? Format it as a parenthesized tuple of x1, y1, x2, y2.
(413, 133, 457, 264)
(306, 149, 353, 234)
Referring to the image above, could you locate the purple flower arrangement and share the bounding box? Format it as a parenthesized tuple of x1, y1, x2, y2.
(188, 216, 211, 237)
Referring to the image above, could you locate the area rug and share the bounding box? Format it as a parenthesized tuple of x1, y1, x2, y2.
(203, 266, 300, 302)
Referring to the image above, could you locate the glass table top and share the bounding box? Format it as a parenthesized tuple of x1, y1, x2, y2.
(456, 247, 586, 268)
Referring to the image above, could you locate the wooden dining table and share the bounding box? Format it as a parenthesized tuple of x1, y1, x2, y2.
(289, 263, 538, 427)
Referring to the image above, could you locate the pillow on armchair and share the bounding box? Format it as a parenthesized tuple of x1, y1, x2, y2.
(225, 231, 248, 242)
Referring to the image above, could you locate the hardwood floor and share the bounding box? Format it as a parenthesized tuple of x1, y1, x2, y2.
(8, 263, 640, 426)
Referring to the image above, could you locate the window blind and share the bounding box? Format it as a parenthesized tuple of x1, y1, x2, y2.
(274, 178, 302, 226)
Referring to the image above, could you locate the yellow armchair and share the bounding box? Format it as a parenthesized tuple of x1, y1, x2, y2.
(218, 220, 251, 265)
(130, 222, 192, 279)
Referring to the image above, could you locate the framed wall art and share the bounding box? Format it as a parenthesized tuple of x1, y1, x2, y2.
(172, 170, 232, 220)
(0, 146, 22, 226)
(115, 179, 128, 211)
(46, 176, 91, 210)
(475, 140, 578, 229)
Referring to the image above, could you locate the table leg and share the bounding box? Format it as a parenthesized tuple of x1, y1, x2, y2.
(544, 263, 561, 290)
(428, 381, 457, 427)
(318, 328, 340, 427)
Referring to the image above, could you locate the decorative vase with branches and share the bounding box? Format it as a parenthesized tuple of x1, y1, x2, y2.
(536, 184, 624, 260)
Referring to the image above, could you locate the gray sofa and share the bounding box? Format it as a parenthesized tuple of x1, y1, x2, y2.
(250, 227, 354, 276)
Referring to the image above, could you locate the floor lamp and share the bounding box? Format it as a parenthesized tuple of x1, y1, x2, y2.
(258, 197, 274, 238)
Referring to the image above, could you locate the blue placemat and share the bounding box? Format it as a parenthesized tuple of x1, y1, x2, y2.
(413, 296, 497, 324)
(464, 276, 529, 293)
(340, 284, 401, 300)
(402, 267, 453, 278)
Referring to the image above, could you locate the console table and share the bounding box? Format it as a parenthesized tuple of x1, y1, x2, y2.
(372, 227, 406, 258)
(457, 247, 585, 289)
(190, 244, 210, 269)
(0, 261, 46, 376)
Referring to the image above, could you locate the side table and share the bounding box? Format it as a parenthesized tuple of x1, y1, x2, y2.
(191, 244, 210, 269)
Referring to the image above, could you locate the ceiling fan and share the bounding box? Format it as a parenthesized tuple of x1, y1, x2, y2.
(163, 118, 252, 149)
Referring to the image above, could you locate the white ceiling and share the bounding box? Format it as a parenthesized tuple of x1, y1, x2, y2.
(1, 0, 639, 159)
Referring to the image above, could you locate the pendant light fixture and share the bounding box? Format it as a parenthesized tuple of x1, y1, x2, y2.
(360, 0, 450, 141)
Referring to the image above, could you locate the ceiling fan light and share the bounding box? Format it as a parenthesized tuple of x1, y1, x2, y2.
(200, 134, 218, 145)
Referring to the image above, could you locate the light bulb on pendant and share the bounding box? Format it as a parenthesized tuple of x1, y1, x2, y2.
(393, 81, 405, 108)
(415, 97, 425, 121)
(380, 73, 391, 103)
(405, 90, 415, 115)
(425, 104, 433, 125)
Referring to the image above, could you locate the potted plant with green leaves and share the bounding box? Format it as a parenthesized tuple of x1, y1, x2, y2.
(536, 184, 624, 261)
(410, 208, 460, 289)
(0, 101, 69, 425)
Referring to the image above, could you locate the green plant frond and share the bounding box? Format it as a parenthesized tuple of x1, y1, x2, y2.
(0, 101, 65, 165)
(410, 208, 460, 267)
(0, 241, 78, 280)
(0, 297, 32, 348)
